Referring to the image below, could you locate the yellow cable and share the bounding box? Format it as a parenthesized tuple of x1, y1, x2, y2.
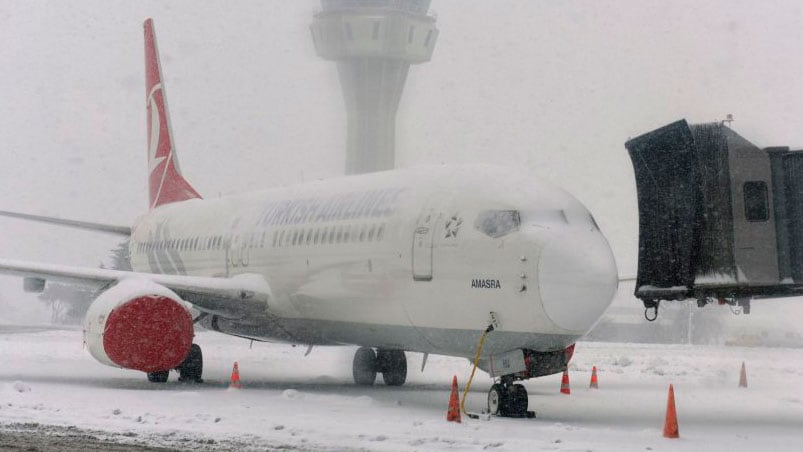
(460, 326, 491, 418)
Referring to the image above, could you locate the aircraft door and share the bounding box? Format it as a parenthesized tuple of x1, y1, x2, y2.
(227, 234, 249, 269)
(225, 217, 250, 275)
(412, 208, 436, 281)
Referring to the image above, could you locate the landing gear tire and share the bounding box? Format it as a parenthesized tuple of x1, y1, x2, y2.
(377, 350, 407, 386)
(487, 383, 508, 416)
(508, 384, 529, 416)
(488, 382, 530, 417)
(177, 343, 204, 383)
(147, 370, 169, 383)
(353, 347, 378, 386)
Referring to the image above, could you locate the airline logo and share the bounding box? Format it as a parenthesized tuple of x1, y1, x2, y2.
(144, 18, 201, 209)
(146, 82, 170, 201)
(256, 188, 405, 227)
(444, 214, 463, 238)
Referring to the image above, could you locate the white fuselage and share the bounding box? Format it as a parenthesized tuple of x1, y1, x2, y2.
(129, 165, 618, 358)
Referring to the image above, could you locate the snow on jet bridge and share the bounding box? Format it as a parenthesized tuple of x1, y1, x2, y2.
(627, 119, 803, 320)
(0, 19, 618, 418)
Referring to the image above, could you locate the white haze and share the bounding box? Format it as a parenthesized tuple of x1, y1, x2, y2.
(2, 0, 803, 329)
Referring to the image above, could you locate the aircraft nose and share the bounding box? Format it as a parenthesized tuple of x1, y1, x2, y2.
(537, 230, 618, 332)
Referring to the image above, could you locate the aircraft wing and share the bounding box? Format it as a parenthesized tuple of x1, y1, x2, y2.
(0, 258, 270, 319)
(0, 210, 131, 235)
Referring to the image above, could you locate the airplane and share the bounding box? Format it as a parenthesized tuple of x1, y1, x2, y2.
(0, 19, 618, 418)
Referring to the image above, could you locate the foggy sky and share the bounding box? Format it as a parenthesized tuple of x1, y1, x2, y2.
(2, 0, 803, 320)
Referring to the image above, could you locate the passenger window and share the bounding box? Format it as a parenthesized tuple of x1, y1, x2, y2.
(377, 224, 386, 241)
(474, 210, 521, 238)
(744, 181, 769, 222)
(368, 225, 376, 241)
(292, 230, 299, 246)
(336, 226, 343, 243)
(359, 225, 366, 242)
(306, 229, 313, 245)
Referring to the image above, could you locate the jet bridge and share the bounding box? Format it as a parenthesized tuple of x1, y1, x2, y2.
(626, 119, 803, 318)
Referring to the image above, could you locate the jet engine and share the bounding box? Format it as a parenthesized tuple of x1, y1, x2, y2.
(83, 279, 194, 373)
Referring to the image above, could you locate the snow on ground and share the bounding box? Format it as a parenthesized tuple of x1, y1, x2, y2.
(1, 326, 802, 451)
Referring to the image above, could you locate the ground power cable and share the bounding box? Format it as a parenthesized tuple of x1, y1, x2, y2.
(460, 324, 494, 419)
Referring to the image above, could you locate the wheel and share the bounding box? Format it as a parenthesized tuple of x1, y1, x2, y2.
(353, 347, 377, 386)
(487, 383, 508, 416)
(178, 343, 204, 383)
(147, 370, 169, 383)
(508, 384, 529, 417)
(377, 350, 407, 386)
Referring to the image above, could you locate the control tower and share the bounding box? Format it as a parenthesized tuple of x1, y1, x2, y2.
(310, 0, 438, 174)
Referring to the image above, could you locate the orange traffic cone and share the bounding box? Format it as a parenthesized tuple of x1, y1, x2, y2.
(663, 384, 679, 438)
(446, 375, 461, 423)
(739, 362, 747, 388)
(560, 369, 571, 395)
(590, 366, 599, 389)
(229, 361, 242, 389)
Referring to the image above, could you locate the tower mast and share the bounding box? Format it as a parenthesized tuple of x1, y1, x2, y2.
(311, 0, 439, 174)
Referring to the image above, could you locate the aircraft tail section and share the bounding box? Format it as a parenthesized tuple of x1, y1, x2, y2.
(144, 18, 201, 209)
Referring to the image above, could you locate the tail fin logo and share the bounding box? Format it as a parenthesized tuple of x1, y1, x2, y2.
(144, 18, 201, 209)
(147, 83, 167, 179)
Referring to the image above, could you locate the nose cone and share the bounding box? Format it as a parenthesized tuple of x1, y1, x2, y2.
(538, 230, 618, 332)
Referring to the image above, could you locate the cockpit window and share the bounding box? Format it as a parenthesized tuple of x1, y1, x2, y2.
(520, 209, 599, 231)
(523, 209, 568, 226)
(588, 213, 599, 230)
(474, 210, 520, 238)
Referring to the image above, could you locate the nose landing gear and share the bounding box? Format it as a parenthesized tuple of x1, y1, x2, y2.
(487, 379, 533, 418)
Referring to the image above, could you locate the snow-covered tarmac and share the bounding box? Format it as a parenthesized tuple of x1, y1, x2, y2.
(1, 327, 801, 451)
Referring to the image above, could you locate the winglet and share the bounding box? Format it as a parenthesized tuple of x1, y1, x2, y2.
(144, 19, 201, 209)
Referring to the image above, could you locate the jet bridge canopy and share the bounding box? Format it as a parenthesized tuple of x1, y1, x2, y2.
(626, 119, 803, 312)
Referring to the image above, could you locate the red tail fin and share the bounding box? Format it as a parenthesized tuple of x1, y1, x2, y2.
(144, 19, 201, 209)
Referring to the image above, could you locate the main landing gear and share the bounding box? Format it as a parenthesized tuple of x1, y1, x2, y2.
(146, 343, 204, 383)
(352, 347, 407, 386)
(487, 377, 533, 418)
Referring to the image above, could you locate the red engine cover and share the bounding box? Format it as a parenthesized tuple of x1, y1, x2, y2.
(103, 295, 193, 373)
